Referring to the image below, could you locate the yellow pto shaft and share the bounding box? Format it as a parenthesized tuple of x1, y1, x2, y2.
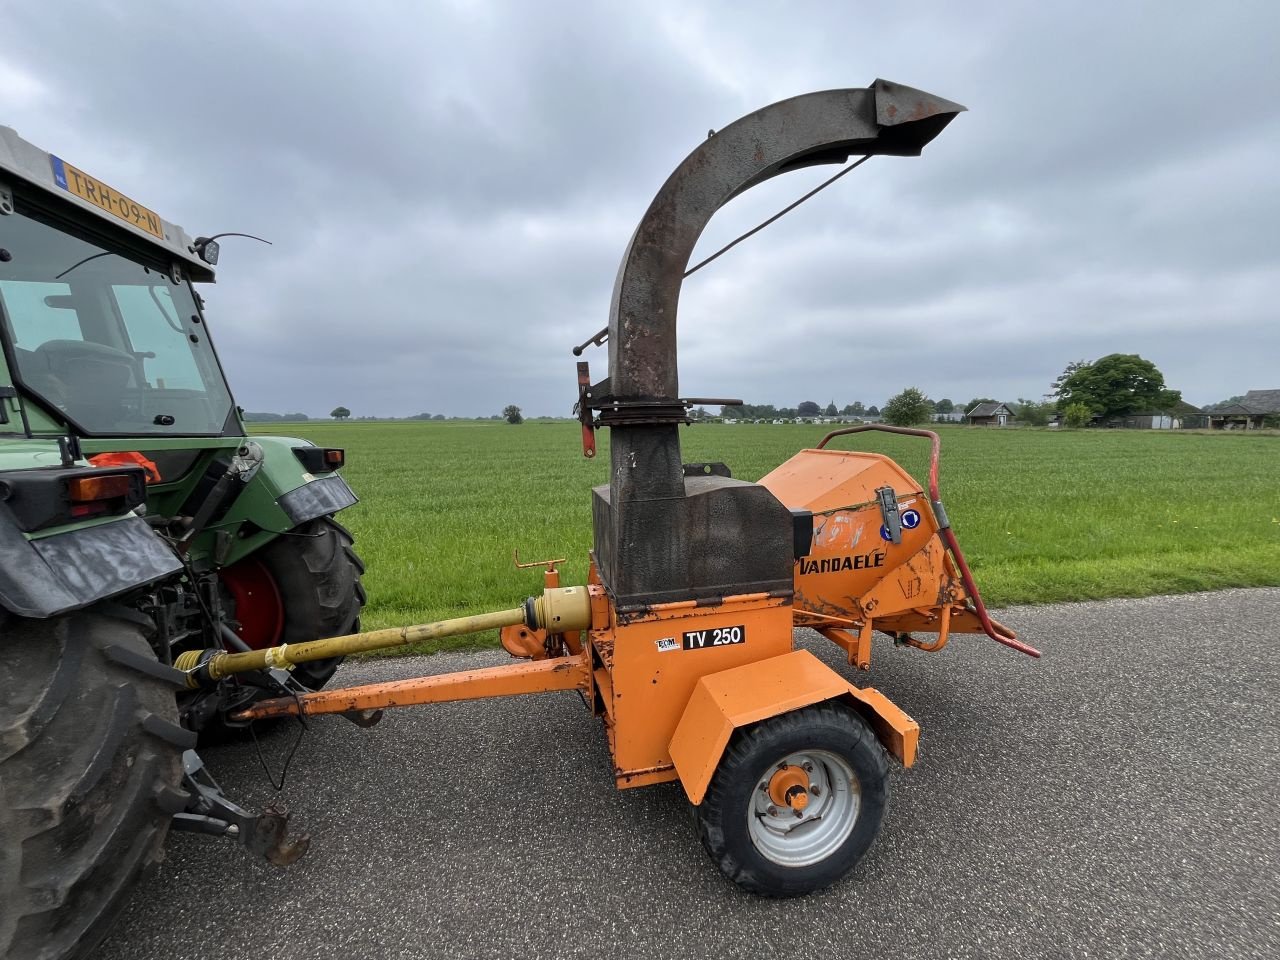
(177, 586, 592, 687)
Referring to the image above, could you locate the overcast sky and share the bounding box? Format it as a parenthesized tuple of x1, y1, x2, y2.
(3, 0, 1276, 416)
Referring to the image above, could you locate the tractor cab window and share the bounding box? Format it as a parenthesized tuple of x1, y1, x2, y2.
(0, 206, 234, 436)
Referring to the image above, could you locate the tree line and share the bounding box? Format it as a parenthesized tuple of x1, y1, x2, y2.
(719, 353, 1186, 428)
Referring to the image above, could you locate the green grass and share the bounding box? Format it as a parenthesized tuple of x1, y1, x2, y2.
(252, 421, 1280, 652)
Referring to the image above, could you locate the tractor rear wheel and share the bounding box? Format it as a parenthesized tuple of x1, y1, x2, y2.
(693, 702, 888, 897)
(221, 515, 365, 690)
(0, 606, 190, 960)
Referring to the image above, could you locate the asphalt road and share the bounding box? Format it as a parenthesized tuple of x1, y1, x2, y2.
(100, 589, 1279, 960)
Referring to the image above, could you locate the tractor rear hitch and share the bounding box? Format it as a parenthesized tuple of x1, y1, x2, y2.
(171, 749, 310, 866)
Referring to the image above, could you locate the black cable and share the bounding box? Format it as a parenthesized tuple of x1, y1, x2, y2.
(569, 154, 872, 355)
(682, 154, 871, 279)
(248, 685, 309, 792)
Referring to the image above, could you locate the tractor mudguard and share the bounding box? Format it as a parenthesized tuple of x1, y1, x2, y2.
(669, 649, 919, 805)
(0, 508, 182, 619)
(216, 436, 357, 538)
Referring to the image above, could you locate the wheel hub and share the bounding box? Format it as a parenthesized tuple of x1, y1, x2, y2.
(748, 749, 861, 868)
(767, 764, 811, 813)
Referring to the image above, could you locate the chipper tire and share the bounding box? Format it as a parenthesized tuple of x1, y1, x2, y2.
(223, 515, 365, 690)
(694, 702, 888, 897)
(0, 606, 189, 960)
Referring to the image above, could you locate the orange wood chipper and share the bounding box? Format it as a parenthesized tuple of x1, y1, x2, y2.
(181, 80, 1039, 896)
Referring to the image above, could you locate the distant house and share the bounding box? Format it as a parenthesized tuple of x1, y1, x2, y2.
(966, 401, 1016, 426)
(1207, 389, 1280, 430)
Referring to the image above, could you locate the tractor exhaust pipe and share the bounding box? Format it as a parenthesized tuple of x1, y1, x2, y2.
(177, 586, 592, 685)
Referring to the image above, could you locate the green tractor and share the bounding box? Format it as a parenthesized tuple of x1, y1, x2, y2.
(0, 127, 365, 959)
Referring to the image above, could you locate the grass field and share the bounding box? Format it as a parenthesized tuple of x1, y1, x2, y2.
(251, 420, 1280, 652)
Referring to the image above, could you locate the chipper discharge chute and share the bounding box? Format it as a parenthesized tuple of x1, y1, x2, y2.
(202, 79, 1039, 897)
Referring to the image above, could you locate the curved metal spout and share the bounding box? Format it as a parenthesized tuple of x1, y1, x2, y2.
(594, 80, 965, 606)
(606, 79, 965, 400)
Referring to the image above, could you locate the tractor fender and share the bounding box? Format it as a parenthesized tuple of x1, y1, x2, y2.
(218, 436, 357, 536)
(0, 507, 183, 619)
(668, 649, 919, 805)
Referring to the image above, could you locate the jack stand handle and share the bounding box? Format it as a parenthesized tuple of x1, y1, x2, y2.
(513, 549, 566, 571)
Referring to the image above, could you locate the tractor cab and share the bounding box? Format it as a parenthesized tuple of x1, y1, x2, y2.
(0, 126, 234, 441)
(0, 202, 237, 438)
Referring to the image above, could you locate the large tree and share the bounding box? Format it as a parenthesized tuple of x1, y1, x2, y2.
(502, 404, 524, 424)
(934, 398, 954, 414)
(1049, 359, 1091, 403)
(1056, 354, 1180, 418)
(330, 406, 351, 420)
(824, 401, 838, 417)
(841, 401, 866, 417)
(883, 388, 934, 426)
(797, 400, 821, 416)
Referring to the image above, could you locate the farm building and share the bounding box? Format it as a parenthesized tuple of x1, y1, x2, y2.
(1104, 400, 1205, 430)
(966, 401, 1017, 426)
(1206, 389, 1280, 429)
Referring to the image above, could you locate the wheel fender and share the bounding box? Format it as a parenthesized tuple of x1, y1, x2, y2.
(668, 649, 919, 805)
(219, 436, 358, 539)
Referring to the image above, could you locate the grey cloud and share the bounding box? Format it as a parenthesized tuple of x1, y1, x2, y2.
(3, 0, 1277, 418)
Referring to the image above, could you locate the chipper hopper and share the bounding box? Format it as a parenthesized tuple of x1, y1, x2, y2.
(192, 80, 1040, 895)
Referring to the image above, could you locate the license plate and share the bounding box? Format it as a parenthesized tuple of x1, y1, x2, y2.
(49, 155, 164, 239)
(682, 624, 746, 650)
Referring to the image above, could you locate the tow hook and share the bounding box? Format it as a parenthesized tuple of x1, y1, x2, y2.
(170, 750, 310, 866)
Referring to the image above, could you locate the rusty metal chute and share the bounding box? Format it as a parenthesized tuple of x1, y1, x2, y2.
(593, 80, 967, 608)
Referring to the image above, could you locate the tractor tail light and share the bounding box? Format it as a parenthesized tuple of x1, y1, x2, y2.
(68, 474, 134, 503)
(0, 465, 147, 531)
(66, 470, 144, 520)
(292, 447, 346, 473)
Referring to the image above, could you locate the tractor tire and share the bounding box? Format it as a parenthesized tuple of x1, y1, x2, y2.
(220, 519, 366, 691)
(693, 702, 888, 897)
(249, 515, 365, 690)
(0, 606, 190, 960)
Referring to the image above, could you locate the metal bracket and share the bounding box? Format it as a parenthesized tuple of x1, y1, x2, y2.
(171, 749, 310, 865)
(574, 361, 597, 458)
(875, 486, 902, 545)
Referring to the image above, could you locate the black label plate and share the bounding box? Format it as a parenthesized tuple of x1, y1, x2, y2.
(682, 624, 746, 650)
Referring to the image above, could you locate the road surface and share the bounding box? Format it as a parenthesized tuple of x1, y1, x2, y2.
(101, 588, 1280, 960)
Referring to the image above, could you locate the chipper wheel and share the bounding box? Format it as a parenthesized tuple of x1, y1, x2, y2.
(0, 606, 189, 960)
(694, 703, 888, 897)
(220, 515, 366, 690)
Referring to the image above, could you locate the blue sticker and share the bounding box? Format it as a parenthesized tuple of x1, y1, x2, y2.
(902, 509, 921, 530)
(49, 155, 68, 190)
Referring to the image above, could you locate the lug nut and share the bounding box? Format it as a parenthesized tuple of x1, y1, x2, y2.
(803, 761, 814, 773)
(767, 805, 778, 817)
(225, 824, 240, 838)
(810, 785, 821, 796)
